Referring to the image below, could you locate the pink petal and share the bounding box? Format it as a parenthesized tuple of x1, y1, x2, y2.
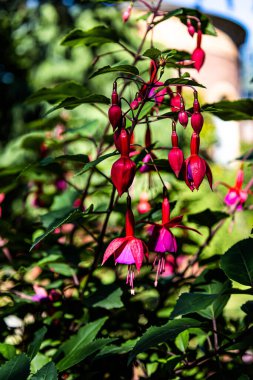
(224, 190, 239, 206)
(129, 238, 146, 271)
(149, 226, 177, 253)
(102, 238, 127, 265)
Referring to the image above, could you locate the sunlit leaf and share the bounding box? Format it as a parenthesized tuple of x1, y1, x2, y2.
(61, 26, 119, 47)
(89, 64, 139, 79)
(220, 238, 253, 286)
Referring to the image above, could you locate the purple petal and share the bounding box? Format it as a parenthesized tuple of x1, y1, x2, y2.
(115, 243, 135, 265)
(149, 226, 177, 253)
(224, 190, 239, 206)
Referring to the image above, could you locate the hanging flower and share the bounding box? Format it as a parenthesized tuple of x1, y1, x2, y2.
(184, 133, 212, 191)
(148, 194, 200, 286)
(217, 167, 251, 210)
(102, 197, 148, 294)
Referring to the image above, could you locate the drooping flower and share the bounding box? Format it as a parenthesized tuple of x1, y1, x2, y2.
(102, 197, 149, 294)
(168, 130, 184, 178)
(122, 4, 132, 23)
(131, 60, 166, 110)
(187, 19, 196, 37)
(184, 133, 212, 191)
(192, 30, 205, 71)
(111, 129, 136, 196)
(191, 98, 204, 133)
(108, 82, 122, 130)
(148, 193, 200, 286)
(217, 167, 251, 210)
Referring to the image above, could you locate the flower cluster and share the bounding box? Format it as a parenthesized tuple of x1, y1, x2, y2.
(102, 194, 199, 293)
(103, 13, 212, 293)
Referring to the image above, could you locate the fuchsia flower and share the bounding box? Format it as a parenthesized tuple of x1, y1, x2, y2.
(218, 168, 251, 210)
(111, 129, 136, 196)
(148, 193, 200, 286)
(122, 4, 132, 23)
(191, 30, 205, 71)
(131, 61, 166, 109)
(108, 82, 122, 130)
(102, 197, 149, 294)
(168, 130, 184, 178)
(184, 133, 212, 191)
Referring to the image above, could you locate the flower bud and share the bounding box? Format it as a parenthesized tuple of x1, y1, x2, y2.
(108, 83, 122, 129)
(191, 111, 204, 133)
(168, 147, 184, 178)
(139, 153, 155, 173)
(111, 156, 136, 196)
(137, 192, 151, 214)
(178, 103, 188, 128)
(122, 5, 132, 23)
(187, 19, 196, 37)
(108, 105, 122, 130)
(191, 47, 205, 71)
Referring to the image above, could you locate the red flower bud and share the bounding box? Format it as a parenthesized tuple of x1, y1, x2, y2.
(108, 84, 122, 129)
(111, 156, 136, 196)
(191, 111, 204, 133)
(109, 105, 122, 130)
(130, 96, 142, 110)
(122, 5, 132, 23)
(191, 47, 205, 71)
(187, 19, 196, 37)
(178, 104, 188, 128)
(168, 147, 184, 178)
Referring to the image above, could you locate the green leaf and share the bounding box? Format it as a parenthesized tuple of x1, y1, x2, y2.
(196, 280, 231, 319)
(30, 362, 57, 380)
(48, 263, 75, 277)
(30, 208, 86, 251)
(45, 94, 110, 115)
(202, 99, 253, 121)
(155, 8, 216, 36)
(0, 354, 30, 380)
(28, 327, 47, 360)
(0, 343, 16, 360)
(55, 317, 111, 372)
(57, 339, 114, 372)
(128, 318, 202, 363)
(235, 149, 253, 162)
(143, 48, 162, 60)
(175, 330, 189, 353)
(26, 81, 89, 105)
(92, 288, 123, 310)
(220, 238, 253, 287)
(89, 64, 139, 79)
(187, 209, 229, 228)
(76, 151, 118, 176)
(40, 154, 89, 166)
(170, 293, 217, 319)
(164, 77, 205, 88)
(61, 26, 119, 47)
